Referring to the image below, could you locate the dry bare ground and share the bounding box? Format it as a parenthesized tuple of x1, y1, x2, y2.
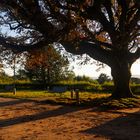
(0, 97, 140, 140)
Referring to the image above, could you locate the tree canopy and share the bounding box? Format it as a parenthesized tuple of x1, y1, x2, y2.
(24, 45, 71, 84)
(0, 0, 140, 98)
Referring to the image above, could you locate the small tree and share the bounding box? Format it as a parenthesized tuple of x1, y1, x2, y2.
(25, 45, 70, 87)
(16, 69, 28, 80)
(97, 73, 111, 84)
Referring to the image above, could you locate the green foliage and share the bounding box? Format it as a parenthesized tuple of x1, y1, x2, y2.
(131, 84, 140, 94)
(131, 77, 140, 84)
(97, 73, 111, 84)
(1, 71, 140, 95)
(55, 80, 102, 92)
(0, 90, 55, 99)
(74, 75, 96, 83)
(16, 69, 29, 80)
(0, 73, 13, 84)
(24, 45, 72, 85)
(102, 82, 114, 92)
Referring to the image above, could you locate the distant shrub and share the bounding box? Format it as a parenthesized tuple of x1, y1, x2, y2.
(101, 83, 114, 92)
(53, 81, 102, 92)
(131, 84, 140, 94)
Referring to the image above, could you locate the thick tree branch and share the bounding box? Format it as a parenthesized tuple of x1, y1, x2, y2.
(0, 36, 47, 53)
(63, 41, 112, 65)
(128, 47, 140, 64)
(103, 1, 115, 27)
(128, 8, 140, 35)
(83, 0, 116, 45)
(118, 0, 127, 32)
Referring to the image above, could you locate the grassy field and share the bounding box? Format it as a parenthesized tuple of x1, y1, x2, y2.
(0, 90, 110, 100)
(0, 90, 140, 109)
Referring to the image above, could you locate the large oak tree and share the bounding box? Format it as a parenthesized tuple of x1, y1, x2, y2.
(0, 0, 140, 98)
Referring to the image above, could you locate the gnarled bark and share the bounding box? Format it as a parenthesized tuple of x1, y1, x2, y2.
(111, 60, 134, 98)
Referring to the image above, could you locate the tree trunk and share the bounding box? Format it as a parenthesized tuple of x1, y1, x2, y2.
(111, 61, 134, 98)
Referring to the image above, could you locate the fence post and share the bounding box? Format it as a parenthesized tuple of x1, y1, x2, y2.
(13, 55, 16, 95)
(71, 90, 74, 99)
(75, 89, 80, 104)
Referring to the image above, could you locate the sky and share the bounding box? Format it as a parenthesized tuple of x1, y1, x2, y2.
(71, 59, 140, 79)
(4, 58, 140, 79)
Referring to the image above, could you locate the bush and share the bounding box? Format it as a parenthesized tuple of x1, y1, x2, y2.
(54, 81, 103, 92)
(0, 83, 45, 91)
(131, 84, 140, 94)
(101, 83, 114, 92)
(0, 80, 140, 94)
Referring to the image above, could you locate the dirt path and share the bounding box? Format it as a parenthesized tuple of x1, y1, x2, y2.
(0, 97, 140, 140)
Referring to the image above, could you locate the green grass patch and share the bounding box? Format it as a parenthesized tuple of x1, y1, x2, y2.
(0, 90, 63, 99)
(0, 90, 110, 99)
(0, 90, 139, 109)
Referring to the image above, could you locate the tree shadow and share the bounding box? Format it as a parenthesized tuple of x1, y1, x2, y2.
(0, 99, 31, 107)
(81, 110, 140, 140)
(0, 105, 86, 128)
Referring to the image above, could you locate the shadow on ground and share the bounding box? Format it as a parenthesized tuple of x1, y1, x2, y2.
(81, 110, 140, 140)
(0, 99, 31, 107)
(0, 99, 87, 128)
(0, 97, 140, 140)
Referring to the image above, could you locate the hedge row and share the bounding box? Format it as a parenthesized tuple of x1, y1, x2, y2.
(0, 83, 45, 91)
(0, 83, 140, 94)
